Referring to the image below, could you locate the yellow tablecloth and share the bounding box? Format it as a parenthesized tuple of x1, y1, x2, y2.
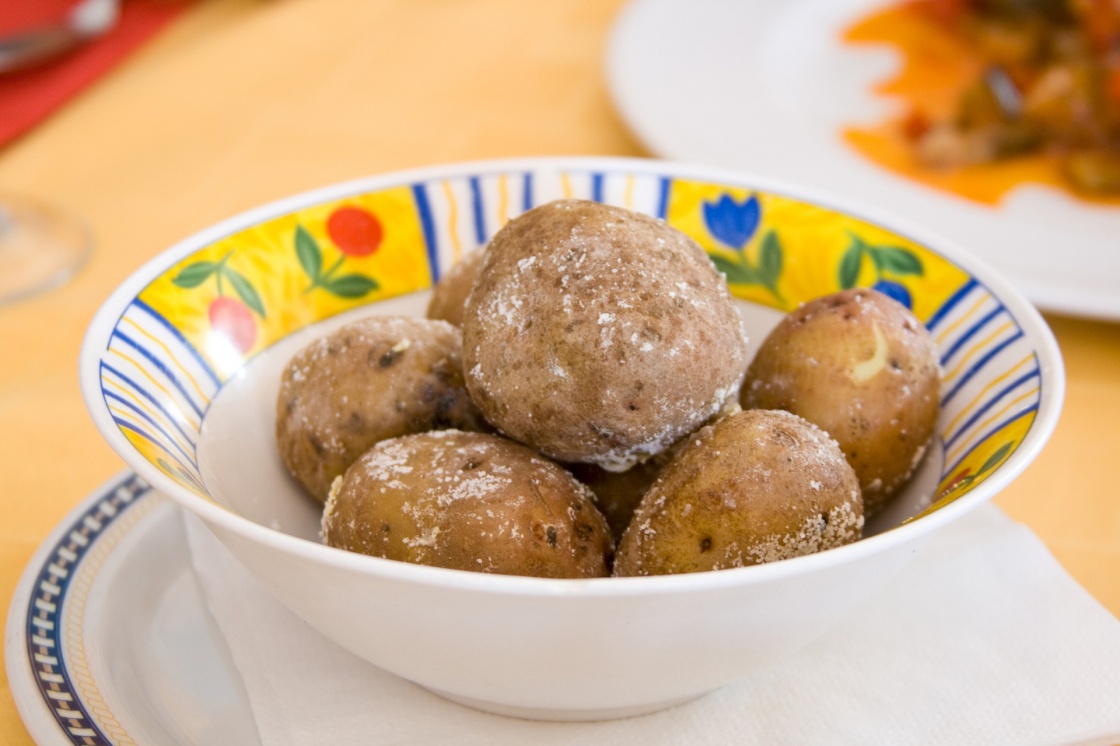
(1, 1, 1117, 742)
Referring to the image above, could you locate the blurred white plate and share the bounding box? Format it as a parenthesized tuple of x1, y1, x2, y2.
(4, 473, 262, 745)
(606, 0, 1120, 320)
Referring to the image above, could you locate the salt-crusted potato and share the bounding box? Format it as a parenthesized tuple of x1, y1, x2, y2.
(276, 316, 487, 504)
(462, 199, 750, 472)
(614, 410, 863, 576)
(426, 249, 483, 327)
(740, 289, 940, 516)
(322, 430, 613, 578)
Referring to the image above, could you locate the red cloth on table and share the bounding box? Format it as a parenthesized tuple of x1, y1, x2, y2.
(0, 1, 190, 148)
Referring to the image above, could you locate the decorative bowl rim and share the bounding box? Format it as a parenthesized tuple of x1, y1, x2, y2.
(78, 155, 1065, 597)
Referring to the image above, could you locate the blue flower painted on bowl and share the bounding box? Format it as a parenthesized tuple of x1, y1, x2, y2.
(872, 280, 913, 309)
(703, 194, 761, 250)
(703, 193, 784, 302)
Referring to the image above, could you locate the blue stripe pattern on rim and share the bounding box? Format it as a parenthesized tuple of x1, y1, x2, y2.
(411, 183, 440, 284)
(24, 474, 151, 746)
(93, 166, 1046, 512)
(943, 405, 1038, 478)
(111, 419, 198, 484)
(110, 330, 206, 419)
(591, 172, 605, 203)
(656, 176, 671, 219)
(924, 277, 1040, 481)
(925, 277, 978, 330)
(131, 298, 221, 388)
(942, 330, 1026, 407)
(522, 172, 533, 212)
(469, 176, 487, 246)
(99, 361, 198, 459)
(943, 367, 1040, 450)
(939, 304, 1005, 367)
(103, 390, 197, 466)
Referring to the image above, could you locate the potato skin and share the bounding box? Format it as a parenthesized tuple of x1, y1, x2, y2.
(322, 431, 613, 578)
(565, 459, 664, 545)
(614, 410, 863, 577)
(462, 200, 749, 472)
(276, 316, 487, 504)
(740, 289, 940, 516)
(426, 249, 483, 327)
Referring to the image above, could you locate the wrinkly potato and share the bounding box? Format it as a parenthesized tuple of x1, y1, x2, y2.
(614, 409, 863, 576)
(426, 249, 483, 327)
(463, 199, 749, 472)
(740, 289, 940, 516)
(322, 430, 613, 578)
(276, 316, 487, 504)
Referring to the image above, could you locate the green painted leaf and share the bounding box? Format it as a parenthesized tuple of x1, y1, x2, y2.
(709, 253, 740, 275)
(758, 230, 783, 287)
(709, 253, 757, 285)
(870, 246, 924, 276)
(171, 261, 219, 289)
(325, 274, 379, 298)
(976, 441, 1014, 476)
(295, 225, 322, 281)
(225, 267, 266, 318)
(838, 240, 864, 289)
(867, 247, 885, 272)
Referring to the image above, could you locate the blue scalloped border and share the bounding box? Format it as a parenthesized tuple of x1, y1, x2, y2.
(23, 473, 150, 746)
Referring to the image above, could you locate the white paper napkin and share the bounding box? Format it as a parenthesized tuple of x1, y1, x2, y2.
(183, 504, 1120, 746)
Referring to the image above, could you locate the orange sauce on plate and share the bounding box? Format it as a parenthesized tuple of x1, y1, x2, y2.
(842, 1, 1120, 206)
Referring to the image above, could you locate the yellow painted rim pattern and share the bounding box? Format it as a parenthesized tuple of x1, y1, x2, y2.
(93, 166, 1045, 519)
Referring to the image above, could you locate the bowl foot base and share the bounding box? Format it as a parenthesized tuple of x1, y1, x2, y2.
(423, 688, 709, 722)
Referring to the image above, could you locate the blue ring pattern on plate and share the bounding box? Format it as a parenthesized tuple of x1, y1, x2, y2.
(23, 474, 150, 746)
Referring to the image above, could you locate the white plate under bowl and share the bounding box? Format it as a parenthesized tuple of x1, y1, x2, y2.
(4, 473, 263, 746)
(10, 474, 1120, 744)
(606, 0, 1120, 320)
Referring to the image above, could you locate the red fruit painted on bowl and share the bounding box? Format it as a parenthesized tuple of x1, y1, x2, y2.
(327, 206, 383, 257)
(209, 296, 257, 353)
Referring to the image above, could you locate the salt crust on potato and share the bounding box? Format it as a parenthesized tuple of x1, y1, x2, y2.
(276, 316, 487, 504)
(614, 409, 864, 576)
(322, 430, 613, 578)
(740, 289, 940, 516)
(462, 199, 750, 472)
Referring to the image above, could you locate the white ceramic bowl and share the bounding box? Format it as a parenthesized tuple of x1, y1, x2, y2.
(80, 157, 1063, 720)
